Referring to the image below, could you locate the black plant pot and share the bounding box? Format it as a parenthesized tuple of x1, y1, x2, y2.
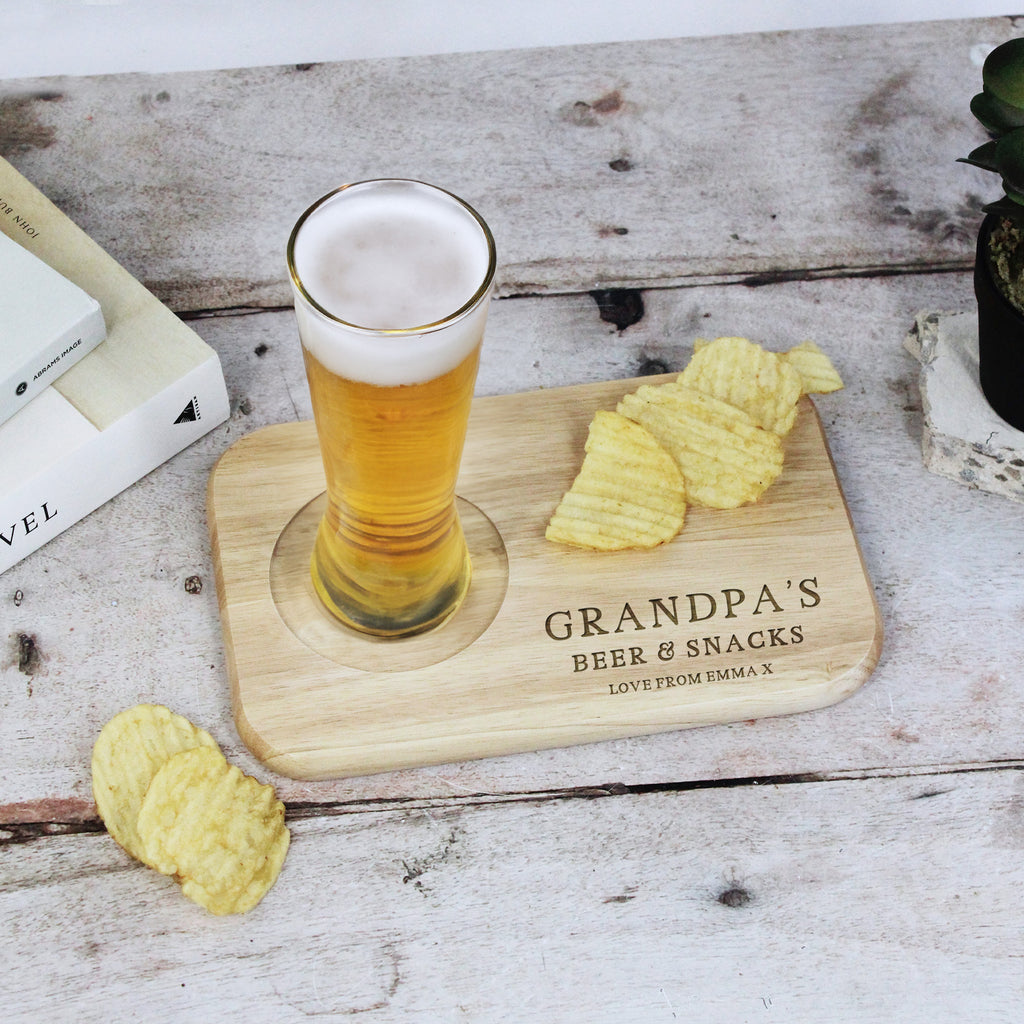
(975, 213, 1024, 431)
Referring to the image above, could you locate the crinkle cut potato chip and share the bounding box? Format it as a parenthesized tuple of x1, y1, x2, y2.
(91, 703, 220, 866)
(543, 335, 841, 549)
(617, 382, 784, 509)
(546, 409, 686, 550)
(92, 704, 289, 914)
(136, 745, 290, 916)
(679, 335, 802, 436)
(783, 340, 845, 394)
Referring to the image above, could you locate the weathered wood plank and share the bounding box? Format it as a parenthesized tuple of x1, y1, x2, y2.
(9, 267, 1022, 816)
(3, 767, 1022, 1022)
(0, 17, 1006, 311)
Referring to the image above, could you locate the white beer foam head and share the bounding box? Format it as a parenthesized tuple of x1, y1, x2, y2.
(288, 180, 495, 386)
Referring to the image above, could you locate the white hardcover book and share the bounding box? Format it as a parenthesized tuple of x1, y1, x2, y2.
(0, 231, 106, 426)
(0, 157, 230, 575)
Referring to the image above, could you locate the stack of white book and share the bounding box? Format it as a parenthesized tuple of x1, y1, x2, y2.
(0, 157, 229, 575)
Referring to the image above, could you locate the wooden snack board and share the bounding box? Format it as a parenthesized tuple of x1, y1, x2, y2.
(208, 375, 882, 780)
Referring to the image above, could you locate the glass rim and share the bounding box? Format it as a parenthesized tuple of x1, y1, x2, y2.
(286, 178, 497, 336)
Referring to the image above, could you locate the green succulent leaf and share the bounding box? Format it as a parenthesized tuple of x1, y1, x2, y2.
(995, 128, 1024, 195)
(958, 139, 1000, 171)
(1004, 182, 1024, 209)
(971, 88, 1024, 133)
(984, 38, 1024, 108)
(981, 195, 1024, 219)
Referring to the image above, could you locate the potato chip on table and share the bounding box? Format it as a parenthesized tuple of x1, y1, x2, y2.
(136, 745, 290, 916)
(617, 382, 784, 509)
(546, 409, 686, 550)
(783, 340, 845, 394)
(91, 703, 220, 866)
(92, 703, 289, 914)
(679, 335, 802, 436)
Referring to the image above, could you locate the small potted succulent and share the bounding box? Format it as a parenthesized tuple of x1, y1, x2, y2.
(961, 36, 1024, 430)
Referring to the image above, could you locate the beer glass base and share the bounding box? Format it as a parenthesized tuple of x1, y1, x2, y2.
(309, 548, 473, 640)
(270, 492, 509, 671)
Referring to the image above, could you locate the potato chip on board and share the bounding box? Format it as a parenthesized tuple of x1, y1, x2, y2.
(136, 745, 289, 915)
(783, 340, 845, 394)
(546, 409, 686, 550)
(618, 382, 784, 509)
(678, 335, 802, 436)
(91, 703, 220, 866)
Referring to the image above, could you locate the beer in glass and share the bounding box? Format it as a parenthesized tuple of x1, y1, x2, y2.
(287, 179, 496, 637)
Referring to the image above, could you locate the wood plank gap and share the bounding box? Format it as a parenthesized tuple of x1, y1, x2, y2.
(179, 304, 295, 321)
(280, 759, 1024, 820)
(4, 760, 1021, 844)
(736, 261, 971, 288)
(0, 819, 106, 847)
(496, 262, 973, 301)
(177, 263, 973, 320)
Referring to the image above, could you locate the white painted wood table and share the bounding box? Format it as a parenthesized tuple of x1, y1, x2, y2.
(2, 16, 1023, 1023)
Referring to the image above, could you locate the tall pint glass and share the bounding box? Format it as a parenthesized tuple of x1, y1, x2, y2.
(287, 180, 496, 638)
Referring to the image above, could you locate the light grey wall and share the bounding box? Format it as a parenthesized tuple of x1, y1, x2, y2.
(1, 0, 1013, 79)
